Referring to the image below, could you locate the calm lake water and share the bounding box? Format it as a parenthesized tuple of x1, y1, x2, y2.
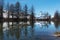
(0, 21, 60, 40)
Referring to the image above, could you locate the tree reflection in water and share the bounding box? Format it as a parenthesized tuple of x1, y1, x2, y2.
(54, 21, 60, 29)
(0, 22, 3, 40)
(0, 21, 50, 40)
(53, 21, 60, 37)
(1, 21, 60, 40)
(5, 21, 35, 40)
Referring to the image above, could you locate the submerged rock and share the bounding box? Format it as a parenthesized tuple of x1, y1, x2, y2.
(54, 32, 60, 37)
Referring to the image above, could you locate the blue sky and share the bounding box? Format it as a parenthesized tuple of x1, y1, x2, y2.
(4, 0, 60, 17)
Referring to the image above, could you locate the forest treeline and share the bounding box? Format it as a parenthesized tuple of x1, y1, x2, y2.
(0, 0, 60, 21)
(0, 1, 35, 21)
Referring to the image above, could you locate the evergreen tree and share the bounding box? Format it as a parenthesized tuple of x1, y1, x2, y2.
(30, 6, 35, 21)
(6, 3, 9, 18)
(24, 4, 28, 22)
(24, 4, 28, 16)
(54, 11, 59, 20)
(9, 4, 14, 18)
(15, 2, 21, 18)
(0, 0, 4, 19)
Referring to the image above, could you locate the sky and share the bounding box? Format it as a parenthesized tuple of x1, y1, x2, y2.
(4, 0, 60, 17)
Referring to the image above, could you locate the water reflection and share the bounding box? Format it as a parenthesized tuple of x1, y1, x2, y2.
(0, 21, 60, 40)
(0, 22, 3, 40)
(35, 21, 50, 28)
(54, 21, 60, 29)
(53, 21, 60, 37)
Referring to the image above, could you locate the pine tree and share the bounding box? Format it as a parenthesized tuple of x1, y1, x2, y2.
(6, 3, 9, 18)
(24, 4, 28, 22)
(0, 0, 4, 19)
(15, 2, 21, 18)
(9, 4, 14, 19)
(31, 6, 35, 21)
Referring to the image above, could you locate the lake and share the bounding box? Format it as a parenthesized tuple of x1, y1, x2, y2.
(0, 21, 60, 40)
